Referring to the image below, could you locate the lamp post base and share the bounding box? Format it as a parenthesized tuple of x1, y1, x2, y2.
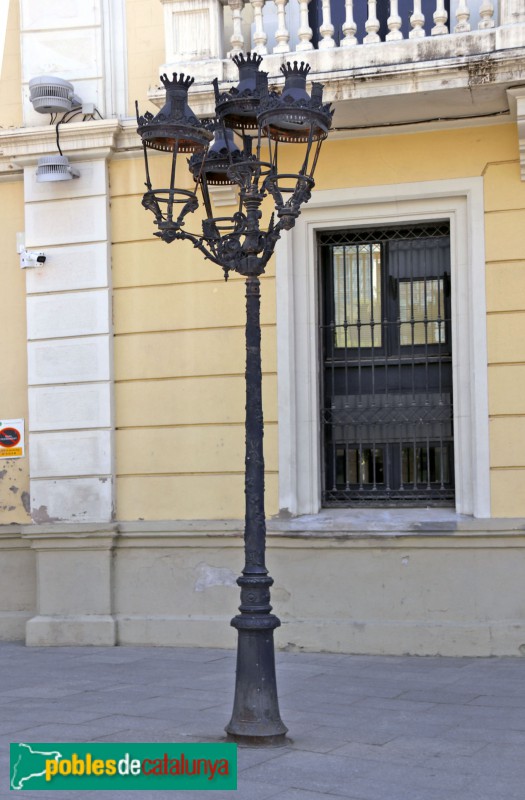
(225, 615, 288, 745)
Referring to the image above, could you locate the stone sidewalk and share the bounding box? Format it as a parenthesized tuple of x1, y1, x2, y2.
(1, 642, 524, 799)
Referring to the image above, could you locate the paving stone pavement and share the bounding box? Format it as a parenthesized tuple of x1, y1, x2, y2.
(1, 642, 524, 799)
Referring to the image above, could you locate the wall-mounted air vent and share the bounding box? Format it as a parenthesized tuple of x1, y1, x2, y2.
(29, 76, 82, 114)
(36, 155, 80, 183)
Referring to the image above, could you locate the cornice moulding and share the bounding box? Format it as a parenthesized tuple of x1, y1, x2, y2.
(0, 119, 122, 170)
(152, 31, 525, 128)
(114, 118, 143, 156)
(0, 118, 165, 177)
(154, 28, 524, 95)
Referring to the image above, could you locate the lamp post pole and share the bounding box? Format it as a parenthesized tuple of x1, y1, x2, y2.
(136, 53, 332, 745)
(225, 272, 287, 742)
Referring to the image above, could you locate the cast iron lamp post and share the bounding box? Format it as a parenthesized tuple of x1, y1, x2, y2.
(136, 53, 332, 744)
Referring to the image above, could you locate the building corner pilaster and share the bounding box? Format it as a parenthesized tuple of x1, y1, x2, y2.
(10, 124, 120, 646)
(507, 87, 525, 181)
(22, 524, 117, 646)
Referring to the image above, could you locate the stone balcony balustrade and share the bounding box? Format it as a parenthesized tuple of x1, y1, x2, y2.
(152, 0, 525, 133)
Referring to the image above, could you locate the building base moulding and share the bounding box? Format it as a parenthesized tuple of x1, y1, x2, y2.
(116, 616, 237, 650)
(114, 616, 525, 658)
(0, 529, 36, 640)
(0, 612, 34, 642)
(275, 620, 525, 658)
(20, 524, 117, 647)
(26, 615, 116, 647)
(1, 518, 524, 655)
(112, 522, 525, 657)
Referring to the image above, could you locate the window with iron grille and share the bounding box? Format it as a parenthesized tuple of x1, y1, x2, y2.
(319, 223, 454, 507)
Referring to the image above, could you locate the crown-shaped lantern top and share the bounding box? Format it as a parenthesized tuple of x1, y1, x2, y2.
(215, 53, 269, 130)
(232, 52, 263, 68)
(280, 61, 310, 77)
(160, 72, 194, 91)
(232, 52, 264, 94)
(137, 72, 212, 153)
(258, 61, 333, 144)
(279, 61, 311, 104)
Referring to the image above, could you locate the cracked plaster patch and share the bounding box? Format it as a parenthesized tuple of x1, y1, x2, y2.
(194, 562, 237, 592)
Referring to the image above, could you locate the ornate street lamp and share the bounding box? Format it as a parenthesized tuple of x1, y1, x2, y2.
(137, 54, 332, 744)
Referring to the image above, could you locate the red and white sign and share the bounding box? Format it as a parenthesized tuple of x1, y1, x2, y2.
(0, 419, 24, 458)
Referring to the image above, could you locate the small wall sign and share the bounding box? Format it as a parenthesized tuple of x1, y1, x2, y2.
(0, 419, 24, 458)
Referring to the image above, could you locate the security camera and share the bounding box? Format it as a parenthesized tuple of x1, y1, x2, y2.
(20, 250, 46, 269)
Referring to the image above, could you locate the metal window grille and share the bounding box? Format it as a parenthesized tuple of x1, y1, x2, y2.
(319, 223, 454, 507)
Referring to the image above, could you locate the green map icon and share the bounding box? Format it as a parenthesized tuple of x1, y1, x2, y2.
(10, 743, 62, 790)
(9, 741, 237, 791)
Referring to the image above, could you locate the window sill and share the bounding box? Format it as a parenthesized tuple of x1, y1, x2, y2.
(267, 508, 525, 537)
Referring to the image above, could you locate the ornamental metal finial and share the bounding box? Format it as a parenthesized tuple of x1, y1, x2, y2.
(280, 61, 311, 79)
(232, 52, 263, 71)
(160, 72, 195, 91)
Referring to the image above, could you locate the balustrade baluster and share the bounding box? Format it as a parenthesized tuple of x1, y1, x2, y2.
(386, 0, 403, 39)
(478, 0, 495, 28)
(319, 0, 336, 48)
(341, 0, 357, 46)
(296, 0, 313, 50)
(250, 0, 268, 53)
(409, 0, 425, 37)
(432, 0, 448, 34)
(454, 0, 470, 31)
(273, 0, 291, 52)
(364, 0, 380, 42)
(228, 0, 245, 54)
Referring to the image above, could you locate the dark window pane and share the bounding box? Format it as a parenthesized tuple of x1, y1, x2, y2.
(399, 279, 446, 346)
(336, 447, 384, 487)
(402, 445, 450, 485)
(332, 244, 382, 349)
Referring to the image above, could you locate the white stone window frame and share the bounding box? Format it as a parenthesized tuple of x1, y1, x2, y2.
(102, 0, 128, 117)
(276, 178, 491, 519)
(0, 0, 9, 77)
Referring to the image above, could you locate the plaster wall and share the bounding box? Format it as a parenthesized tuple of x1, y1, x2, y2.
(110, 156, 279, 519)
(0, 180, 30, 524)
(112, 123, 525, 520)
(125, 0, 165, 116)
(0, 177, 34, 640)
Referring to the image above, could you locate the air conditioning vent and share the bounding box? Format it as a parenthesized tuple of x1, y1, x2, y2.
(29, 76, 81, 114)
(36, 155, 80, 183)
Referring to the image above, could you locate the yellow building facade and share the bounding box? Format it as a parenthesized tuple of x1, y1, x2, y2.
(1, 0, 525, 654)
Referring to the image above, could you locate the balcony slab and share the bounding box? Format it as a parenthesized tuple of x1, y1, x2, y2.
(152, 26, 525, 130)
